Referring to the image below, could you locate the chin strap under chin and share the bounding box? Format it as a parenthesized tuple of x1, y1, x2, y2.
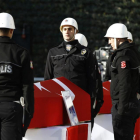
(114, 38, 117, 50)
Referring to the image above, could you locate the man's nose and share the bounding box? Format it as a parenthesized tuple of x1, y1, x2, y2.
(65, 29, 69, 33)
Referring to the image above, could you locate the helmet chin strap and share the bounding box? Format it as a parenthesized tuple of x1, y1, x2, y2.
(114, 38, 117, 50)
(64, 29, 76, 42)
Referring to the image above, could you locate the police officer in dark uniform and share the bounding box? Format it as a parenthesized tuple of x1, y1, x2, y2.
(76, 33, 104, 117)
(0, 12, 34, 140)
(75, 33, 103, 127)
(44, 18, 103, 130)
(105, 31, 133, 82)
(104, 23, 140, 140)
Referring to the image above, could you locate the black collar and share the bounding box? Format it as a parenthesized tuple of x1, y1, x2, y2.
(115, 41, 134, 52)
(58, 40, 83, 50)
(57, 42, 64, 48)
(0, 36, 14, 43)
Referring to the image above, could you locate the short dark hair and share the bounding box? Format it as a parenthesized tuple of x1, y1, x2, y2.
(123, 38, 128, 41)
(0, 28, 10, 34)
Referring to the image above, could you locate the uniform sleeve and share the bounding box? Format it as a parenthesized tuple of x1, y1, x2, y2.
(104, 55, 112, 81)
(86, 52, 96, 98)
(44, 50, 54, 80)
(92, 56, 104, 117)
(95, 56, 103, 101)
(21, 50, 34, 118)
(116, 56, 131, 115)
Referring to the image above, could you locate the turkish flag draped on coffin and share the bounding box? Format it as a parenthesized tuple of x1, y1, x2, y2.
(29, 77, 91, 128)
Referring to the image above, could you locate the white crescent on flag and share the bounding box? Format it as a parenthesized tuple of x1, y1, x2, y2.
(34, 78, 75, 100)
(34, 82, 51, 92)
(34, 82, 62, 97)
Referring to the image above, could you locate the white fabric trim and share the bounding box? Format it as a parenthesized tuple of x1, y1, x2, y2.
(131, 66, 140, 69)
(0, 61, 22, 67)
(73, 54, 86, 58)
(52, 78, 75, 101)
(111, 65, 140, 69)
(51, 54, 67, 58)
(111, 65, 116, 68)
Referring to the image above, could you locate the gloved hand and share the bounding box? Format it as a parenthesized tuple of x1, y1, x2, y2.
(93, 100, 104, 118)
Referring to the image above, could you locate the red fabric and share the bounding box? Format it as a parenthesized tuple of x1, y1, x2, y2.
(29, 83, 63, 128)
(29, 77, 91, 128)
(134, 117, 140, 140)
(59, 77, 91, 123)
(67, 124, 88, 140)
(99, 81, 112, 114)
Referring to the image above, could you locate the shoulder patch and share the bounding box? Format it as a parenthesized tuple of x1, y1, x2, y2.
(81, 49, 87, 55)
(121, 61, 126, 69)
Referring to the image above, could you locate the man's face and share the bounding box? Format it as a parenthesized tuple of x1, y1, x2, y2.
(108, 37, 116, 50)
(62, 25, 75, 41)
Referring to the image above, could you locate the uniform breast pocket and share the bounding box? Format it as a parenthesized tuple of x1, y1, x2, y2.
(71, 55, 86, 69)
(52, 55, 65, 66)
(74, 55, 85, 61)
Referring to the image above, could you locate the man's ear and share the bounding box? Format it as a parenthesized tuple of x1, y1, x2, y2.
(9, 29, 14, 38)
(75, 29, 78, 34)
(117, 38, 120, 41)
(117, 38, 121, 44)
(9, 29, 14, 34)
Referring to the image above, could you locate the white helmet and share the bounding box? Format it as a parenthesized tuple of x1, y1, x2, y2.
(104, 23, 128, 38)
(127, 31, 133, 41)
(0, 12, 15, 29)
(60, 17, 78, 32)
(75, 33, 88, 47)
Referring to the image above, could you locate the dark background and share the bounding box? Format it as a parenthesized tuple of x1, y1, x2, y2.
(0, 0, 140, 77)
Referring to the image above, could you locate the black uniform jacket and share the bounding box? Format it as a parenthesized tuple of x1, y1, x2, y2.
(105, 55, 112, 81)
(0, 36, 34, 117)
(44, 40, 96, 97)
(94, 55, 103, 101)
(110, 41, 140, 115)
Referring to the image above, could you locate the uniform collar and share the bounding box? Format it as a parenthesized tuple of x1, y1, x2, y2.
(115, 41, 133, 52)
(58, 40, 82, 50)
(58, 42, 64, 48)
(0, 36, 14, 43)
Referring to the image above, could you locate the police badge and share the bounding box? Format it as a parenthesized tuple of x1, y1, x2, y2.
(81, 49, 87, 55)
(66, 45, 72, 51)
